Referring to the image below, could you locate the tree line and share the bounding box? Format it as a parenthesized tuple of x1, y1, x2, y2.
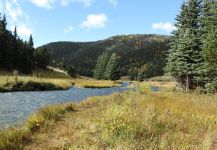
(94, 52, 120, 81)
(44, 35, 169, 78)
(166, 0, 217, 92)
(0, 14, 50, 74)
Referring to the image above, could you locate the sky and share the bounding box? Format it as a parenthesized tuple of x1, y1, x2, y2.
(0, 0, 185, 47)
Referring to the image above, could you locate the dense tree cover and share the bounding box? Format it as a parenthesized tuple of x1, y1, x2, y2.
(44, 34, 169, 77)
(104, 53, 120, 81)
(0, 14, 51, 74)
(34, 47, 50, 69)
(93, 51, 110, 80)
(94, 52, 120, 81)
(0, 14, 34, 74)
(166, 0, 217, 92)
(67, 66, 76, 78)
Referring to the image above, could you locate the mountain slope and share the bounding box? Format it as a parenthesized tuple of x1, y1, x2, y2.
(42, 34, 170, 77)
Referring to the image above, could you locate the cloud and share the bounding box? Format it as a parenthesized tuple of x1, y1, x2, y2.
(108, 0, 117, 7)
(72, 0, 93, 7)
(5, 0, 23, 22)
(28, 0, 93, 8)
(60, 0, 70, 6)
(152, 22, 176, 32)
(64, 26, 74, 33)
(80, 14, 108, 31)
(15, 24, 32, 36)
(29, 0, 55, 9)
(3, 0, 32, 37)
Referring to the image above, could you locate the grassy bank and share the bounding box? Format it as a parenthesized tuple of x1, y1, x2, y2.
(0, 70, 121, 92)
(0, 103, 75, 150)
(73, 78, 121, 88)
(1, 81, 217, 149)
(0, 69, 74, 92)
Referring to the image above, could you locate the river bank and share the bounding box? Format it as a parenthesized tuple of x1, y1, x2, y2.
(0, 69, 121, 92)
(1, 81, 217, 149)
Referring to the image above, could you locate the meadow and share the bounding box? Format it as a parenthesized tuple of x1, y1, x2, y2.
(0, 69, 120, 92)
(1, 80, 217, 149)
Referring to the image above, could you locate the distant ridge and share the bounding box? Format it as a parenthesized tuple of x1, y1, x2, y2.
(42, 34, 170, 77)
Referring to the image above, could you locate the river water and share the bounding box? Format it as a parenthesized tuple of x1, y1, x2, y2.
(0, 82, 129, 128)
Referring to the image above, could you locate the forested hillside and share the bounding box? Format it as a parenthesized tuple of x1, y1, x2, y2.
(43, 34, 169, 77)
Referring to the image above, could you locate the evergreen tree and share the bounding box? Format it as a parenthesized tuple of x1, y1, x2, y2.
(137, 70, 145, 82)
(93, 51, 110, 80)
(105, 53, 120, 81)
(202, 0, 217, 85)
(34, 47, 50, 69)
(12, 26, 19, 69)
(0, 14, 47, 73)
(166, 0, 204, 90)
(28, 34, 34, 69)
(67, 66, 76, 78)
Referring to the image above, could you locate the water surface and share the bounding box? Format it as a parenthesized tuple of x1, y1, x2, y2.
(0, 82, 129, 128)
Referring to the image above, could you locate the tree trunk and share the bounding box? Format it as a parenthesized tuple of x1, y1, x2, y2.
(186, 76, 189, 93)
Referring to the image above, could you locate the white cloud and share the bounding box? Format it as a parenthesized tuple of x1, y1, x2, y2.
(80, 14, 108, 31)
(15, 24, 32, 36)
(61, 0, 70, 6)
(28, 0, 93, 8)
(75, 0, 93, 7)
(29, 0, 55, 9)
(64, 26, 74, 33)
(5, 0, 23, 22)
(3, 0, 32, 37)
(152, 22, 176, 32)
(108, 0, 117, 7)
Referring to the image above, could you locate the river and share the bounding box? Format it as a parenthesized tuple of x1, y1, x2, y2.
(0, 82, 129, 128)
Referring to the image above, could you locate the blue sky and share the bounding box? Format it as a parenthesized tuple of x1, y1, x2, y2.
(0, 0, 184, 47)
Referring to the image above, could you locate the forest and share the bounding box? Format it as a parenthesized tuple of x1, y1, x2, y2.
(166, 0, 217, 92)
(0, 14, 50, 74)
(43, 34, 169, 78)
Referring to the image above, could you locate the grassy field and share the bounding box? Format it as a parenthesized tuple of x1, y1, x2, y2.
(0, 69, 74, 92)
(73, 78, 121, 88)
(0, 69, 121, 92)
(1, 81, 217, 149)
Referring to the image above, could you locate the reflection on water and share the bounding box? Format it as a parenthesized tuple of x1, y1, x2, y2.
(0, 82, 129, 128)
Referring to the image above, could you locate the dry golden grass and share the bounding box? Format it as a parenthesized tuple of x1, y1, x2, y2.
(0, 103, 75, 150)
(73, 78, 121, 88)
(2, 79, 217, 149)
(22, 83, 217, 149)
(0, 69, 74, 91)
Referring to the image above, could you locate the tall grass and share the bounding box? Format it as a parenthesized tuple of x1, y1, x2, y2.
(0, 103, 75, 150)
(97, 89, 217, 149)
(0, 69, 74, 92)
(73, 79, 120, 88)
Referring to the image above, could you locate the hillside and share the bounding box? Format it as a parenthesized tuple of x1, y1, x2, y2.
(42, 34, 170, 77)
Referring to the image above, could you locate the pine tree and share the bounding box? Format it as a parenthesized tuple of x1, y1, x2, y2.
(105, 53, 120, 81)
(28, 34, 34, 70)
(166, 3, 188, 78)
(12, 26, 19, 69)
(93, 52, 110, 80)
(166, 0, 204, 90)
(202, 0, 217, 83)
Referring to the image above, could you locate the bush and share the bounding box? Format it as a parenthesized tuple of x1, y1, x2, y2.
(67, 66, 76, 78)
(205, 79, 217, 93)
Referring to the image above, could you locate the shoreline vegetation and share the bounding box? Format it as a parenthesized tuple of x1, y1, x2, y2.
(0, 69, 121, 92)
(0, 69, 73, 92)
(1, 80, 217, 149)
(73, 79, 121, 88)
